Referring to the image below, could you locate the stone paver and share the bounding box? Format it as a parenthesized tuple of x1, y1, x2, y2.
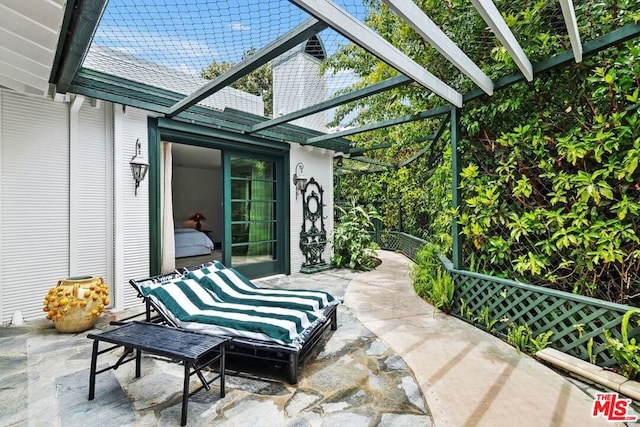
(0, 262, 429, 427)
(346, 251, 625, 427)
(0, 251, 631, 427)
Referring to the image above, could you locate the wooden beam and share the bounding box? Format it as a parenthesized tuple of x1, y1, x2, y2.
(471, 0, 533, 81)
(383, 0, 493, 95)
(250, 75, 412, 132)
(559, 0, 582, 63)
(290, 0, 462, 107)
(168, 18, 328, 117)
(303, 105, 452, 145)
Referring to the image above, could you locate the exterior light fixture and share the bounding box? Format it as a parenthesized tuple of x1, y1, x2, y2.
(292, 162, 307, 199)
(190, 212, 206, 230)
(129, 139, 149, 196)
(336, 156, 343, 167)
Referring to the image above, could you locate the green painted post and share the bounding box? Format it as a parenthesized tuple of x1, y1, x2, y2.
(147, 118, 161, 276)
(451, 107, 463, 269)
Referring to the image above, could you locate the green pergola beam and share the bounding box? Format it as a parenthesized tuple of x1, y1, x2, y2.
(250, 75, 412, 133)
(399, 114, 450, 168)
(52, 0, 108, 93)
(348, 156, 395, 168)
(303, 104, 451, 145)
(464, 23, 640, 103)
(451, 107, 463, 269)
(167, 18, 328, 118)
(348, 143, 393, 156)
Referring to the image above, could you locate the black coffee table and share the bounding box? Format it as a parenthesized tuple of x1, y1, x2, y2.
(88, 321, 227, 426)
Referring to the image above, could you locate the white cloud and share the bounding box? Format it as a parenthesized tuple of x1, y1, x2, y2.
(230, 22, 251, 31)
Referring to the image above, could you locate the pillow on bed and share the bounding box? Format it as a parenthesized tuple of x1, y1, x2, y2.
(189, 267, 336, 312)
(140, 277, 320, 346)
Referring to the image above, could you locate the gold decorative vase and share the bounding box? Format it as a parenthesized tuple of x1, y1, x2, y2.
(43, 276, 109, 333)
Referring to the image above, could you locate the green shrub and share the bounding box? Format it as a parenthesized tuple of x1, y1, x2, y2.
(604, 308, 640, 379)
(332, 201, 381, 271)
(507, 323, 553, 354)
(411, 244, 454, 313)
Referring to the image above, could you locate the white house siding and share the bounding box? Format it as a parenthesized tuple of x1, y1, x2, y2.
(72, 99, 110, 285)
(0, 89, 157, 323)
(0, 91, 335, 322)
(289, 144, 334, 273)
(116, 106, 155, 310)
(1, 90, 70, 323)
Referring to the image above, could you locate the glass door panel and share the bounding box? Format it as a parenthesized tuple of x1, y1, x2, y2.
(228, 156, 279, 272)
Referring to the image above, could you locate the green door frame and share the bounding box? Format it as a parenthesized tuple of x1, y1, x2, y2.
(147, 117, 290, 277)
(223, 151, 288, 278)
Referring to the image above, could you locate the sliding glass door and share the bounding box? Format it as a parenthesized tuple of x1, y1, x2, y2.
(224, 153, 286, 277)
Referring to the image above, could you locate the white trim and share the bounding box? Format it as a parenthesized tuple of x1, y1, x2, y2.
(290, 0, 463, 107)
(471, 0, 533, 81)
(69, 94, 84, 275)
(559, 0, 582, 63)
(113, 103, 125, 310)
(383, 0, 494, 96)
(105, 101, 115, 306)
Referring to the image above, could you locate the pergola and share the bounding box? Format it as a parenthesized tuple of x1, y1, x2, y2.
(1, 0, 638, 267)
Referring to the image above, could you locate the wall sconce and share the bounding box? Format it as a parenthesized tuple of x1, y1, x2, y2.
(292, 162, 307, 199)
(336, 156, 343, 167)
(190, 212, 206, 230)
(129, 139, 149, 196)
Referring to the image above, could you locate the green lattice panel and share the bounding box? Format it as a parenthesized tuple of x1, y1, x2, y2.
(375, 231, 636, 369)
(379, 232, 425, 262)
(449, 270, 635, 368)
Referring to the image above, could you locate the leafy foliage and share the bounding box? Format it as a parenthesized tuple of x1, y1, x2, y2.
(506, 323, 553, 354)
(332, 201, 381, 271)
(411, 244, 454, 313)
(329, 0, 640, 304)
(459, 43, 640, 303)
(604, 308, 640, 379)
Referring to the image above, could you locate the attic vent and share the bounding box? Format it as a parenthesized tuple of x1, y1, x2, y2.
(305, 36, 325, 60)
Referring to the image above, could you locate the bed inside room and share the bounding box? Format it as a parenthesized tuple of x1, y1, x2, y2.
(171, 144, 223, 268)
(174, 227, 215, 258)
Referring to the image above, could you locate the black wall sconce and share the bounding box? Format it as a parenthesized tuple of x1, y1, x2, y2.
(292, 162, 308, 199)
(129, 139, 149, 196)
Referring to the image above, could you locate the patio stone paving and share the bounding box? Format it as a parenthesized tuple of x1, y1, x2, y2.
(0, 265, 432, 427)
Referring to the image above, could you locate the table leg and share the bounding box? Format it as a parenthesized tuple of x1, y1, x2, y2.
(220, 345, 225, 398)
(135, 348, 141, 378)
(88, 340, 99, 400)
(181, 362, 190, 426)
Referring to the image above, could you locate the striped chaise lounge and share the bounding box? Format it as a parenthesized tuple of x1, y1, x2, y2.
(129, 262, 339, 384)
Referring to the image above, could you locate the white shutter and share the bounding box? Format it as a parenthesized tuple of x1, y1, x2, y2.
(73, 102, 109, 280)
(121, 107, 151, 308)
(1, 90, 70, 322)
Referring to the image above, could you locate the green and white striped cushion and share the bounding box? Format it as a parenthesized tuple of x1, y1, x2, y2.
(188, 267, 336, 312)
(140, 278, 319, 346)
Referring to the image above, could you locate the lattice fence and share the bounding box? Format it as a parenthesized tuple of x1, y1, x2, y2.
(378, 231, 637, 368)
